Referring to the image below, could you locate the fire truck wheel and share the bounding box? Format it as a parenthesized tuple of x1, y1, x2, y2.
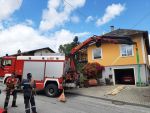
(45, 84, 58, 97)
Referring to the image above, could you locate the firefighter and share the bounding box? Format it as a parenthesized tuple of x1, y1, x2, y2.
(22, 73, 37, 113)
(4, 73, 19, 110)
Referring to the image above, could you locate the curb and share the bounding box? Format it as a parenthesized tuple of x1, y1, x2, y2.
(66, 92, 150, 108)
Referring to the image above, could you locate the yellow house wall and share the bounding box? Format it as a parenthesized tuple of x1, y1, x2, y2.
(87, 36, 145, 66)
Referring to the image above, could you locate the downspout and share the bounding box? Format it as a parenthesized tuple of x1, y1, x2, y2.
(135, 43, 142, 86)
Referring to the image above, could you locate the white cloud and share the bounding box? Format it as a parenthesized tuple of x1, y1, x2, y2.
(96, 3, 125, 26)
(0, 0, 90, 56)
(71, 16, 80, 23)
(0, 0, 23, 21)
(0, 24, 89, 56)
(85, 16, 94, 23)
(75, 32, 89, 38)
(39, 0, 85, 31)
(24, 19, 34, 26)
(0, 23, 4, 30)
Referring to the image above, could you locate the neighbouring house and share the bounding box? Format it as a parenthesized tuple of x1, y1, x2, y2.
(12, 47, 55, 56)
(86, 29, 150, 86)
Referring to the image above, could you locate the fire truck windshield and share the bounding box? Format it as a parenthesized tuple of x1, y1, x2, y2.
(2, 59, 12, 66)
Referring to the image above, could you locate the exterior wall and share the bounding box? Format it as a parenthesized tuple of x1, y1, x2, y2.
(142, 37, 149, 66)
(101, 64, 149, 85)
(34, 49, 52, 56)
(87, 35, 145, 66)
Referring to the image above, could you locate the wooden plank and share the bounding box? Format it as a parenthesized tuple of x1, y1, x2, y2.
(106, 85, 125, 95)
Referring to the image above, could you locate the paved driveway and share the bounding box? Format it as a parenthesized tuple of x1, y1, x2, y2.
(66, 85, 150, 107)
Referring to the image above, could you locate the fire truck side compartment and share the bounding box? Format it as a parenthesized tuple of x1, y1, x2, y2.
(22, 61, 45, 80)
(45, 62, 64, 78)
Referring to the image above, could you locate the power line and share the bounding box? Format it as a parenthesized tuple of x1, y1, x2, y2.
(131, 11, 150, 29)
(63, 0, 87, 19)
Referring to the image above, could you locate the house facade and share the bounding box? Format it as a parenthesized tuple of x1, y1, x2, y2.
(87, 29, 150, 86)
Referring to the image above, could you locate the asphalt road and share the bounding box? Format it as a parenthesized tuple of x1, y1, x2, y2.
(0, 91, 150, 113)
(0, 83, 150, 113)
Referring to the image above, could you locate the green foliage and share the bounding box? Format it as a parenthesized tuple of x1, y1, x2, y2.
(73, 36, 80, 45)
(58, 36, 86, 72)
(58, 36, 80, 55)
(76, 63, 85, 72)
(58, 43, 73, 55)
(79, 73, 87, 83)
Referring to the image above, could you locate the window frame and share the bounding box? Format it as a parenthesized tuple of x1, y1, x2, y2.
(120, 44, 134, 57)
(92, 48, 102, 60)
(2, 59, 12, 66)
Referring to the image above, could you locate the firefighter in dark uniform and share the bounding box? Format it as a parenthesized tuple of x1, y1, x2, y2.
(22, 73, 37, 113)
(4, 73, 19, 110)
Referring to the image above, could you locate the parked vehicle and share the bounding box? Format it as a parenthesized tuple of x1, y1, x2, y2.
(121, 75, 134, 84)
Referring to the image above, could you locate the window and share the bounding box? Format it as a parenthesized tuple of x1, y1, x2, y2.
(120, 44, 133, 56)
(92, 48, 102, 59)
(2, 60, 12, 66)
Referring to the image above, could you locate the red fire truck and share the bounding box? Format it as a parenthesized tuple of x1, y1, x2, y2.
(0, 54, 79, 97)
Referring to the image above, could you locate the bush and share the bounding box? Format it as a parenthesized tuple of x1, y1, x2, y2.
(82, 62, 104, 79)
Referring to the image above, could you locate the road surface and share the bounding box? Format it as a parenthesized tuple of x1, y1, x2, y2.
(0, 91, 150, 113)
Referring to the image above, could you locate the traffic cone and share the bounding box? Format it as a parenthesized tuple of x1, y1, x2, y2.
(58, 89, 66, 102)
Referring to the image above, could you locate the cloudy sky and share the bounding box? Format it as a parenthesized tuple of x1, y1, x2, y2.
(0, 0, 150, 56)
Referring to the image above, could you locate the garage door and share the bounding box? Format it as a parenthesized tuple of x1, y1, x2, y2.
(114, 68, 135, 85)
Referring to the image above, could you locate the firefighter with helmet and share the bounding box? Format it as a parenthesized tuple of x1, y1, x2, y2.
(22, 73, 37, 113)
(4, 72, 19, 110)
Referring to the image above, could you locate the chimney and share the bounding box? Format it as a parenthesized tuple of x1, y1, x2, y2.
(110, 26, 114, 31)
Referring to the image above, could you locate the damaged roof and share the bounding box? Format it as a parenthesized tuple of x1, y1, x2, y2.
(104, 29, 146, 37)
(103, 29, 150, 54)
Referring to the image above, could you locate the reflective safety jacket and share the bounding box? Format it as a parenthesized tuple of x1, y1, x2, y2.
(22, 79, 36, 97)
